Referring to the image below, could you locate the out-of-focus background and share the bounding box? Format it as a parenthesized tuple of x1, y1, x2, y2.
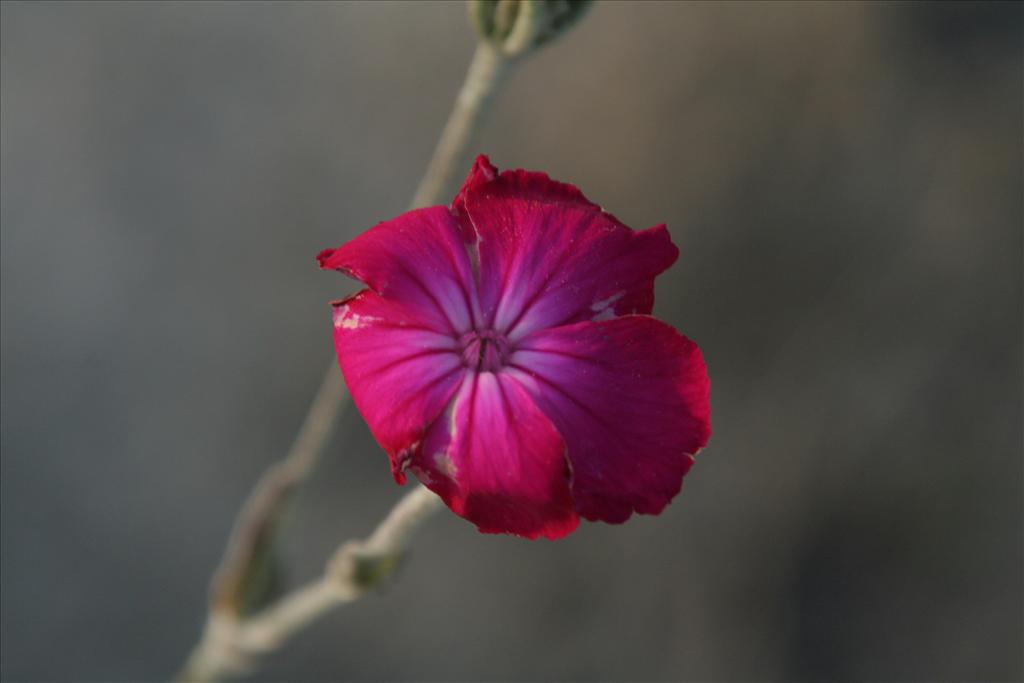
(2, 1, 1021, 681)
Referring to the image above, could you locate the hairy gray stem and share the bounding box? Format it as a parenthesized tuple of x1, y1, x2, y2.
(177, 42, 513, 683)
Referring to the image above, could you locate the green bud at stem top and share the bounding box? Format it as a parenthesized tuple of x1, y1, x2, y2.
(468, 0, 593, 57)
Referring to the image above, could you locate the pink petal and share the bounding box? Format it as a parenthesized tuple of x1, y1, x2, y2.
(451, 154, 498, 218)
(455, 156, 599, 210)
(318, 206, 480, 335)
(457, 163, 678, 341)
(411, 371, 579, 540)
(331, 291, 465, 484)
(506, 316, 711, 524)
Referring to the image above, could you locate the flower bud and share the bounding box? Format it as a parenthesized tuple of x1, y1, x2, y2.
(467, 0, 593, 57)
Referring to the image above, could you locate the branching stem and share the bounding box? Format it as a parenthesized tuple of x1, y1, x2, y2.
(176, 42, 512, 683)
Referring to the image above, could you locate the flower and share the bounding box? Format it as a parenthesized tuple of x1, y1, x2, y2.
(318, 156, 711, 539)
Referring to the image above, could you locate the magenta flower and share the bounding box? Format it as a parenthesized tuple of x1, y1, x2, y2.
(318, 156, 711, 539)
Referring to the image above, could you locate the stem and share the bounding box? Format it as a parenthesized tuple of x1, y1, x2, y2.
(180, 486, 443, 682)
(240, 484, 444, 652)
(178, 41, 512, 683)
(208, 367, 348, 616)
(410, 44, 510, 209)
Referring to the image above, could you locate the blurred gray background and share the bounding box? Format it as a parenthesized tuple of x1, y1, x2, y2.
(2, 1, 1021, 681)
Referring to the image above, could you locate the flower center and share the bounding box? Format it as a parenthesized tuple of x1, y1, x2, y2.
(459, 329, 511, 372)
